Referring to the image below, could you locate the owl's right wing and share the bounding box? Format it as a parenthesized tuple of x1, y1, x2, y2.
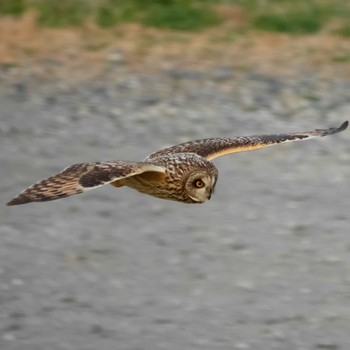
(147, 121, 348, 161)
(7, 161, 166, 205)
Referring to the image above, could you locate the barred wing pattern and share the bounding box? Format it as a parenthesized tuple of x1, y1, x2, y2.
(7, 161, 166, 205)
(147, 121, 348, 161)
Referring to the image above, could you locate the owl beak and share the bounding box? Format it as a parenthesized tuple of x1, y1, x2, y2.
(208, 177, 217, 200)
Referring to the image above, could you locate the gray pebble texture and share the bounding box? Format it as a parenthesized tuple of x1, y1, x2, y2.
(1, 69, 350, 350)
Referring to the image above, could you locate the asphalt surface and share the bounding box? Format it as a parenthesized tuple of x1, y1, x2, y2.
(1, 69, 350, 350)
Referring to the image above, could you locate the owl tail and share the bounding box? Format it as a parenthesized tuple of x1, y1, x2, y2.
(6, 166, 85, 206)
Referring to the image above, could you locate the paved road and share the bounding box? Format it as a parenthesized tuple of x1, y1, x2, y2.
(1, 70, 350, 349)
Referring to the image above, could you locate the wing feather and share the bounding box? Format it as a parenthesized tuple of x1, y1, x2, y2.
(7, 161, 165, 205)
(147, 121, 348, 161)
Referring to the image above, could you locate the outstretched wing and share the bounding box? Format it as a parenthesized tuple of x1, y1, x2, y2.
(7, 161, 166, 206)
(147, 121, 348, 161)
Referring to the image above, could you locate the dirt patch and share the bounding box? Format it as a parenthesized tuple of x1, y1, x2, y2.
(1, 11, 350, 82)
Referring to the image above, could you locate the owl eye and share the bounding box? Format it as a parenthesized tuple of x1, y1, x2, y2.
(193, 179, 204, 188)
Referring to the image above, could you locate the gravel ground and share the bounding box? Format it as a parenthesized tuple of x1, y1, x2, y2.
(1, 67, 350, 350)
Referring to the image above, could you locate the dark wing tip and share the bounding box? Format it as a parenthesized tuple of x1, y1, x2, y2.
(329, 120, 348, 134)
(6, 196, 31, 206)
(338, 120, 349, 133)
(315, 120, 348, 136)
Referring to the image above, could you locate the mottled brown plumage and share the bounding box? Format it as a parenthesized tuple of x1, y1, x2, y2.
(7, 121, 348, 206)
(147, 121, 349, 161)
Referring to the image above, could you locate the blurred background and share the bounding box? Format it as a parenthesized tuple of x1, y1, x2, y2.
(1, 1, 350, 349)
(1, 0, 350, 78)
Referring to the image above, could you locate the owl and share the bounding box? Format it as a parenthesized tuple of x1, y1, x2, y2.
(7, 121, 348, 206)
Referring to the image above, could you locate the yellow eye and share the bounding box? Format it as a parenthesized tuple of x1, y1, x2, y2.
(194, 179, 204, 188)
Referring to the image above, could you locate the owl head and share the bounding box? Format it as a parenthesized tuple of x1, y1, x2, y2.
(150, 153, 218, 204)
(178, 154, 218, 204)
(184, 170, 218, 203)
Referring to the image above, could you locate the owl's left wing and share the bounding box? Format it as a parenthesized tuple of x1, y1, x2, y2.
(147, 121, 348, 161)
(7, 161, 166, 205)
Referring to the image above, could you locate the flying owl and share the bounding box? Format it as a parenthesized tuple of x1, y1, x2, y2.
(7, 121, 348, 206)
